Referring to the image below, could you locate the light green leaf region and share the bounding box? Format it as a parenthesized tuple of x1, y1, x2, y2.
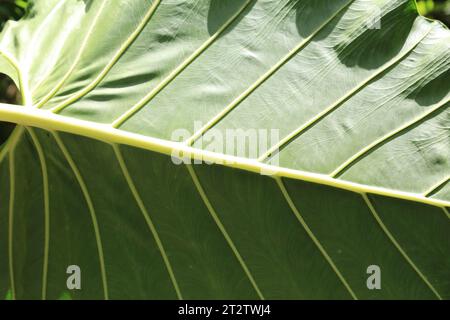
(0, 0, 449, 299)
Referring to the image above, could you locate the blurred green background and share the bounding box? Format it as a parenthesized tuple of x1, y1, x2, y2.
(0, 0, 28, 105)
(417, 0, 450, 25)
(0, 0, 449, 105)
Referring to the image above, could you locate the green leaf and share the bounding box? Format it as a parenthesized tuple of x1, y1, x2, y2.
(0, 0, 449, 300)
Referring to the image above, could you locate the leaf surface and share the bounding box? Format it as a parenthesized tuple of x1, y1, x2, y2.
(0, 0, 448, 299)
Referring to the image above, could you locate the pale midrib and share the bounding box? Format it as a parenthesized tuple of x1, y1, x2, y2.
(51, 131, 109, 300)
(0, 103, 449, 209)
(184, 0, 355, 146)
(35, 0, 108, 109)
(186, 164, 265, 300)
(0, 2, 447, 211)
(111, 0, 254, 128)
(8, 149, 15, 300)
(276, 177, 357, 300)
(26, 127, 50, 300)
(112, 144, 182, 300)
(258, 26, 434, 162)
(49, 0, 161, 113)
(330, 98, 450, 177)
(362, 193, 443, 299)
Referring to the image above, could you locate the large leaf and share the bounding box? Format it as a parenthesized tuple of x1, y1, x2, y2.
(0, 0, 449, 300)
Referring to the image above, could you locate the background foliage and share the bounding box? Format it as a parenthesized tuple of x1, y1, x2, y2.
(0, 0, 28, 105)
(417, 0, 450, 26)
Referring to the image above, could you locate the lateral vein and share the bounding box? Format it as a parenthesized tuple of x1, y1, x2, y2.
(258, 26, 434, 162)
(25, 127, 50, 300)
(50, 0, 161, 113)
(0, 126, 25, 165)
(35, 0, 108, 109)
(276, 177, 357, 300)
(362, 193, 442, 300)
(442, 207, 450, 219)
(185, 0, 355, 146)
(8, 148, 15, 300)
(330, 98, 449, 177)
(0, 49, 31, 106)
(24, 0, 66, 76)
(423, 176, 449, 197)
(0, 104, 449, 208)
(112, 144, 182, 300)
(185, 164, 264, 300)
(111, 0, 254, 128)
(52, 131, 109, 300)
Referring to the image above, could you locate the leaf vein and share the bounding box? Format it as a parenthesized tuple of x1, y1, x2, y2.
(184, 0, 355, 146)
(26, 127, 50, 300)
(35, 0, 108, 109)
(185, 163, 264, 299)
(49, 0, 161, 113)
(275, 177, 357, 300)
(8, 147, 15, 300)
(330, 99, 449, 177)
(112, 143, 183, 300)
(424, 176, 450, 197)
(362, 193, 442, 299)
(0, 104, 448, 208)
(52, 131, 109, 300)
(111, 0, 255, 128)
(259, 26, 434, 162)
(0, 125, 25, 165)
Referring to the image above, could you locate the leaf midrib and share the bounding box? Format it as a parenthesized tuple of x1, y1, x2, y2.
(8, 123, 445, 299)
(0, 104, 448, 209)
(0, 0, 448, 301)
(1, 0, 447, 208)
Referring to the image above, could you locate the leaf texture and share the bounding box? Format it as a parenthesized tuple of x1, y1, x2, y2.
(0, 0, 449, 299)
